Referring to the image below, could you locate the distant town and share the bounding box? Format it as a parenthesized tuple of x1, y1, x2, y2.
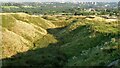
(1, 2, 119, 16)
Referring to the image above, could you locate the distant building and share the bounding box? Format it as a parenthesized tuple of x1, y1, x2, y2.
(79, 2, 97, 5)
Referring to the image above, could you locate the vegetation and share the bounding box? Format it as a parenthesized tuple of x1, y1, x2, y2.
(1, 2, 119, 16)
(1, 13, 57, 59)
(2, 46, 67, 67)
(2, 14, 16, 30)
(1, 1, 120, 67)
(1, 12, 120, 67)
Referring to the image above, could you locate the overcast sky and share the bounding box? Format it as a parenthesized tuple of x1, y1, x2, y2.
(0, 0, 119, 2)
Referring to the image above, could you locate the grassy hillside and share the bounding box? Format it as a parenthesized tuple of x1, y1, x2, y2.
(1, 13, 120, 67)
(1, 13, 57, 59)
(47, 16, 120, 66)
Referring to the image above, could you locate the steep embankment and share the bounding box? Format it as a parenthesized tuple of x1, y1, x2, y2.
(1, 13, 57, 59)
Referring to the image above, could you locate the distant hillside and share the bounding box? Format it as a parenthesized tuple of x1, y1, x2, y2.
(1, 13, 120, 67)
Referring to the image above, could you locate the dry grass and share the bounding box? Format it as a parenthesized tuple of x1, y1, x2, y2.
(2, 28, 30, 59)
(1, 13, 57, 59)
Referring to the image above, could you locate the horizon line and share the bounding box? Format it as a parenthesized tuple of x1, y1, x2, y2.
(0, 1, 119, 3)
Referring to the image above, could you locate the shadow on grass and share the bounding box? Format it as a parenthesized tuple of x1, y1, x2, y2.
(2, 23, 120, 67)
(1, 45, 68, 68)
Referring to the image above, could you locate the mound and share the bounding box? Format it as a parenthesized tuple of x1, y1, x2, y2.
(1, 13, 57, 59)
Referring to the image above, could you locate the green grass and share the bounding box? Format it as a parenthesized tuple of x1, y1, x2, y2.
(2, 46, 67, 67)
(46, 17, 120, 66)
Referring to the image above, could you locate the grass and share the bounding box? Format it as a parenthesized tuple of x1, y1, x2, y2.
(33, 34, 57, 49)
(1, 14, 16, 30)
(1, 13, 120, 67)
(46, 16, 120, 66)
(1, 13, 57, 59)
(11, 13, 54, 29)
(2, 46, 67, 67)
(0, 6, 19, 8)
(42, 15, 75, 27)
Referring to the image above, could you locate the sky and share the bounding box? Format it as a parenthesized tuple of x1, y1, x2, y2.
(0, 0, 119, 2)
